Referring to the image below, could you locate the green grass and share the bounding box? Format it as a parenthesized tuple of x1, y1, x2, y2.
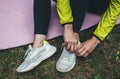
(0, 25, 120, 79)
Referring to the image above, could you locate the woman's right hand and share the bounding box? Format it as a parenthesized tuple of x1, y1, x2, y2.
(64, 24, 78, 52)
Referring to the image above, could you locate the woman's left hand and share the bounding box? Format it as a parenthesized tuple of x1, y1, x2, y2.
(75, 36, 100, 57)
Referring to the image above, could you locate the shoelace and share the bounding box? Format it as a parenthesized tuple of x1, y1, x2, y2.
(23, 48, 36, 59)
(61, 50, 71, 62)
(23, 49, 31, 59)
(60, 43, 71, 62)
(62, 53, 70, 62)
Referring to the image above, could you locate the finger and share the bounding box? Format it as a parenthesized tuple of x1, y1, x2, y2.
(67, 42, 71, 50)
(69, 39, 77, 52)
(76, 44, 84, 54)
(70, 43, 74, 52)
(74, 42, 77, 51)
(77, 43, 84, 49)
(84, 53, 89, 57)
(76, 47, 85, 56)
(70, 44, 74, 52)
(79, 49, 88, 57)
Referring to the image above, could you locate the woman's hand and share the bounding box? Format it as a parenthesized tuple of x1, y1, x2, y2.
(64, 24, 79, 52)
(75, 36, 100, 57)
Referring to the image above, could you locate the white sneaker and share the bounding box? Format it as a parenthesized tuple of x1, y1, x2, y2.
(16, 41, 57, 73)
(56, 42, 80, 73)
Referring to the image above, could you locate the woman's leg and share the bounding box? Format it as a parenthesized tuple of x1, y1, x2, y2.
(63, 0, 88, 51)
(56, 0, 89, 73)
(88, 0, 110, 14)
(16, 0, 57, 73)
(33, 0, 51, 48)
(70, 0, 88, 34)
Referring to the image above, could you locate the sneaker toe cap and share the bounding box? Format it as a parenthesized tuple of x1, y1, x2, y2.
(56, 62, 69, 72)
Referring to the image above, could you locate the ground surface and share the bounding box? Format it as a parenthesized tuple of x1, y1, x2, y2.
(0, 25, 120, 79)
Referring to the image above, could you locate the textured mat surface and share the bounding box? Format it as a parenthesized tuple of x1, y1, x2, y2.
(0, 0, 120, 50)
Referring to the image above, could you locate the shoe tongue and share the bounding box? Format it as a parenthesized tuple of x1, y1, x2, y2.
(28, 45, 32, 50)
(61, 47, 75, 62)
(64, 47, 72, 55)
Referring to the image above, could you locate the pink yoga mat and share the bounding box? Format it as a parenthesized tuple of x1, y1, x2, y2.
(0, 0, 120, 50)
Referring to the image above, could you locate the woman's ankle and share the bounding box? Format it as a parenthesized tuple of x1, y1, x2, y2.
(32, 34, 46, 48)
